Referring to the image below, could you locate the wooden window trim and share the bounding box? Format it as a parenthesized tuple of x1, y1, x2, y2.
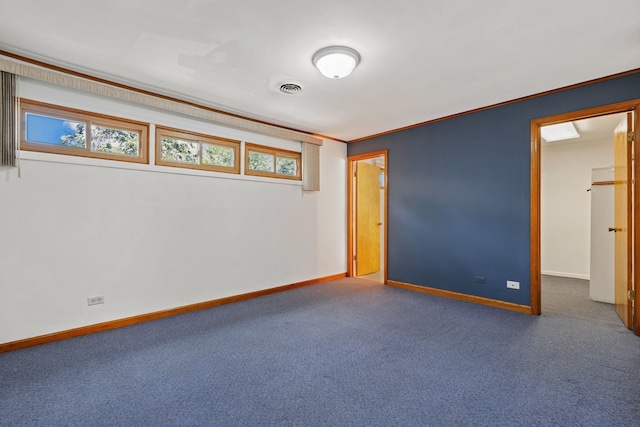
(155, 125, 240, 174)
(245, 142, 302, 181)
(20, 99, 149, 164)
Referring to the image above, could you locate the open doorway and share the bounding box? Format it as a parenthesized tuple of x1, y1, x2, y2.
(348, 150, 388, 283)
(541, 112, 627, 323)
(531, 100, 639, 335)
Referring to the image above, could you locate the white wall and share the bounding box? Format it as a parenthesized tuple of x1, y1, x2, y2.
(0, 79, 347, 344)
(541, 137, 612, 279)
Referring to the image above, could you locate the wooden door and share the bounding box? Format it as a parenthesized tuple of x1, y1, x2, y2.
(356, 162, 381, 276)
(613, 113, 633, 328)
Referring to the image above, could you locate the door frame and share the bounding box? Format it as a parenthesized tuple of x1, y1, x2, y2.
(530, 99, 640, 335)
(348, 150, 389, 282)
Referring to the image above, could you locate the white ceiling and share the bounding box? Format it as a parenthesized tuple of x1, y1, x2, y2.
(0, 0, 639, 141)
(542, 112, 627, 145)
(573, 113, 628, 142)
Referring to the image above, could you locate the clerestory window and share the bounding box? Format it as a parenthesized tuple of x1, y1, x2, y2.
(155, 126, 240, 174)
(245, 142, 301, 180)
(21, 99, 148, 163)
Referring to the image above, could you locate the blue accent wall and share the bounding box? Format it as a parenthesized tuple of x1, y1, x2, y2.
(348, 72, 640, 306)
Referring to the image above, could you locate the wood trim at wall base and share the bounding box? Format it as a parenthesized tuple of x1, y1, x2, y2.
(386, 280, 532, 314)
(0, 273, 346, 354)
(541, 270, 590, 281)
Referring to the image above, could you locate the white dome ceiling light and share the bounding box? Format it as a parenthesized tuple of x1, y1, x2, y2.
(312, 46, 361, 79)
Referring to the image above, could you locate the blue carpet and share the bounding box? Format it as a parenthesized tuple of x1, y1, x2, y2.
(1, 278, 639, 426)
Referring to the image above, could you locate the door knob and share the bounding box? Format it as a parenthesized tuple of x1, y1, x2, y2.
(608, 227, 622, 232)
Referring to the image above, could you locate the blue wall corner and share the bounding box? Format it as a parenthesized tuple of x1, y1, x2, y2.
(348, 72, 640, 306)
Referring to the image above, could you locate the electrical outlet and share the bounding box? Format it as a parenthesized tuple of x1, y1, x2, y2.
(87, 296, 104, 306)
(507, 281, 520, 290)
(474, 276, 486, 284)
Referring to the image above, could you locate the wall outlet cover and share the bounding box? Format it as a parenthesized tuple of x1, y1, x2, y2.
(507, 281, 520, 290)
(87, 296, 104, 306)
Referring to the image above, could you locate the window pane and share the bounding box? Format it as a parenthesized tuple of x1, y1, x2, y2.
(248, 151, 274, 172)
(91, 125, 139, 156)
(276, 156, 297, 176)
(161, 137, 199, 163)
(25, 113, 86, 148)
(202, 143, 234, 167)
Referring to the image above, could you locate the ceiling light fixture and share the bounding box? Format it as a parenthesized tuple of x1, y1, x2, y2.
(312, 46, 361, 79)
(541, 122, 580, 142)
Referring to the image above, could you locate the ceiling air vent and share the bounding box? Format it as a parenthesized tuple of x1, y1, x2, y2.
(278, 81, 304, 95)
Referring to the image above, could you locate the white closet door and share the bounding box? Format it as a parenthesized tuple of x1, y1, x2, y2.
(590, 167, 615, 303)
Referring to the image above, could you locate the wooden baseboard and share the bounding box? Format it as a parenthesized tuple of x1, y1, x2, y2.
(0, 273, 347, 354)
(386, 280, 532, 314)
(541, 270, 590, 281)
